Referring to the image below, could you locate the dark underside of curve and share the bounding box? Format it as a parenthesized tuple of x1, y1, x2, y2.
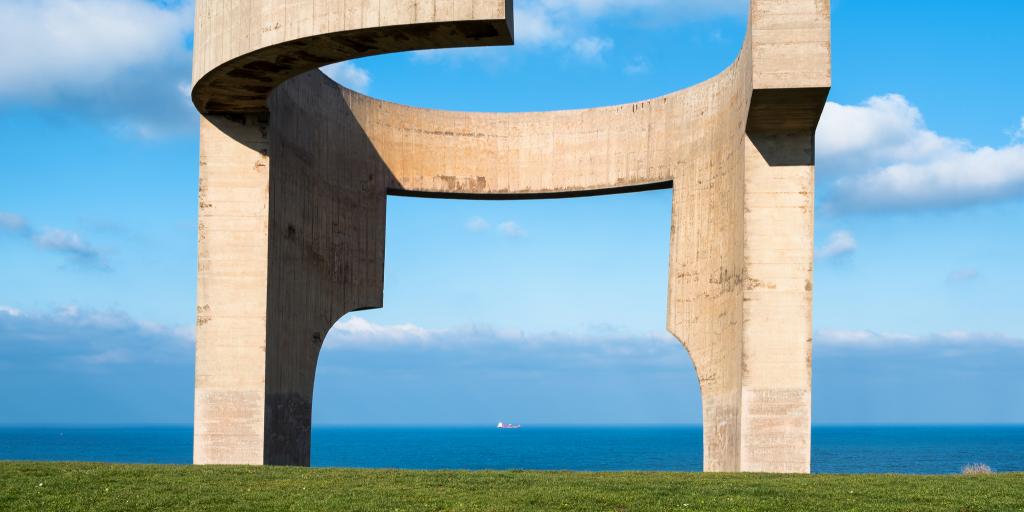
(386, 181, 674, 201)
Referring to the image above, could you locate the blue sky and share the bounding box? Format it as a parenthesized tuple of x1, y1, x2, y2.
(1, 0, 1022, 426)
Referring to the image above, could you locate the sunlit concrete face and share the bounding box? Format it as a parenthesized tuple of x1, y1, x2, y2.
(190, 0, 830, 472)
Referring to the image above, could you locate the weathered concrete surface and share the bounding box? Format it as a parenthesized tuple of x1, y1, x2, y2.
(191, 0, 829, 472)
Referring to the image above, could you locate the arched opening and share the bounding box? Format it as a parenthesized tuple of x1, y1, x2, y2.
(310, 191, 706, 470)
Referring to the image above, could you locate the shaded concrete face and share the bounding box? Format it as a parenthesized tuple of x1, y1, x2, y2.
(191, 0, 829, 472)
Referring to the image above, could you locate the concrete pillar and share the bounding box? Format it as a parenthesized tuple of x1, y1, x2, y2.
(194, 74, 386, 465)
(740, 132, 814, 473)
(667, 132, 814, 473)
(665, 82, 748, 472)
(194, 114, 272, 465)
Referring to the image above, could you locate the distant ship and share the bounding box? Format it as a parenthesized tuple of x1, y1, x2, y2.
(496, 422, 521, 429)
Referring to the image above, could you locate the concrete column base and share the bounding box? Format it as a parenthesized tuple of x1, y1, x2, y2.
(668, 130, 815, 473)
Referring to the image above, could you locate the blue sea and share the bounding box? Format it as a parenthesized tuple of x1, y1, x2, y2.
(1, 426, 1021, 474)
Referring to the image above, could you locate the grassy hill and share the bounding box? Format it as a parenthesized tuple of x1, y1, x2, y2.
(1, 462, 1021, 511)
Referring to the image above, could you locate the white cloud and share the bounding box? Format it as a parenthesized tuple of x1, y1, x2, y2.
(0, 0, 192, 96)
(818, 230, 856, 259)
(515, 3, 566, 45)
(34, 229, 101, 260)
(497, 221, 528, 238)
(466, 216, 491, 232)
(321, 61, 372, 93)
(325, 315, 675, 351)
(817, 95, 1024, 210)
(818, 329, 1024, 348)
(1013, 116, 1024, 144)
(0, 0, 196, 137)
(817, 95, 955, 166)
(328, 316, 432, 346)
(0, 211, 108, 269)
(836, 146, 1024, 210)
(572, 36, 614, 61)
(322, 316, 688, 374)
(0, 306, 23, 317)
(0, 305, 193, 366)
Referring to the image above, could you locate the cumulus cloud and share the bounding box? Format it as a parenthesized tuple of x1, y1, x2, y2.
(324, 315, 680, 369)
(0, 0, 196, 137)
(817, 95, 953, 166)
(571, 36, 614, 61)
(836, 147, 1024, 210)
(817, 94, 1024, 211)
(497, 221, 528, 238)
(0, 305, 193, 366)
(321, 61, 372, 93)
(818, 329, 1024, 349)
(329, 316, 433, 346)
(327, 316, 676, 348)
(0, 306, 23, 317)
(326, 317, 1021, 372)
(818, 230, 857, 259)
(34, 229, 102, 261)
(515, 3, 566, 45)
(0, 211, 108, 269)
(466, 216, 491, 232)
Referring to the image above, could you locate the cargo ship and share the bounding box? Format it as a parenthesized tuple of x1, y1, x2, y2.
(496, 422, 521, 429)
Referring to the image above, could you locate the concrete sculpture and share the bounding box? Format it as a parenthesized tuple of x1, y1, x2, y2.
(190, 0, 830, 473)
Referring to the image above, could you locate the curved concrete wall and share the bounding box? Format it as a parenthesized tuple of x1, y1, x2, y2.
(192, 0, 513, 112)
(192, 0, 829, 473)
(345, 52, 748, 197)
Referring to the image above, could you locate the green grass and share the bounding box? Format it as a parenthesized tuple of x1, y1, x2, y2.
(1, 462, 1021, 511)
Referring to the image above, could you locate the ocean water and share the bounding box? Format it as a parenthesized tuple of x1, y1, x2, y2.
(0, 426, 1021, 474)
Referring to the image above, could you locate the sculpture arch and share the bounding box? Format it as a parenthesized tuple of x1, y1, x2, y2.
(192, 0, 830, 473)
